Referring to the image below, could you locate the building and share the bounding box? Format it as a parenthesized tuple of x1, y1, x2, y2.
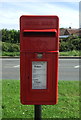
(59, 28, 81, 41)
(60, 28, 81, 37)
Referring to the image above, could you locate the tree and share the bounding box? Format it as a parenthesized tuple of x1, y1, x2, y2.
(2, 29, 20, 43)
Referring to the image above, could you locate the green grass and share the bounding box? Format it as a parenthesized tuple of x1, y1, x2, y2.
(60, 50, 80, 56)
(2, 52, 20, 56)
(2, 80, 80, 119)
(1, 50, 80, 56)
(0, 52, 2, 56)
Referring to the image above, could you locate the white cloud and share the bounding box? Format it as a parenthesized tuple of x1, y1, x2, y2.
(0, 0, 80, 2)
(44, 3, 79, 28)
(0, 2, 79, 29)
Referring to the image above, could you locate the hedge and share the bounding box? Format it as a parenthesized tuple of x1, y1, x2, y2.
(59, 36, 81, 51)
(2, 42, 20, 52)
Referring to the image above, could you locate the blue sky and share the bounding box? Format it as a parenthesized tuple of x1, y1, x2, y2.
(0, 2, 79, 30)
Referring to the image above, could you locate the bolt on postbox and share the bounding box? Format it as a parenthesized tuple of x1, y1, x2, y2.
(20, 15, 59, 105)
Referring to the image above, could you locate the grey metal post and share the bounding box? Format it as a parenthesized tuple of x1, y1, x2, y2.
(34, 105, 42, 120)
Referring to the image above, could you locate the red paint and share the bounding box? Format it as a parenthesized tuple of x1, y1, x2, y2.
(20, 15, 59, 105)
(23, 29, 57, 32)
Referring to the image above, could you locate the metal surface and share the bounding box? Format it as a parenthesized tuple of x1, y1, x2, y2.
(34, 105, 42, 120)
(20, 15, 59, 105)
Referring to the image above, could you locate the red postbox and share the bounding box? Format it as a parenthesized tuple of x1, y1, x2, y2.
(20, 15, 59, 105)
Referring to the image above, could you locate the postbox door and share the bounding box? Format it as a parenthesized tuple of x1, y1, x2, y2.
(20, 52, 58, 105)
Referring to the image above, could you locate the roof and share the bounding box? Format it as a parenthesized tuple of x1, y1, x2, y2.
(60, 28, 81, 36)
(60, 28, 66, 36)
(67, 29, 79, 35)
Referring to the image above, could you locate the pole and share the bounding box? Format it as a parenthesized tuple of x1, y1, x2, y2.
(34, 105, 42, 120)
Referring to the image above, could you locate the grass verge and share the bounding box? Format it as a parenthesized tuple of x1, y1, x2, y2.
(60, 50, 80, 56)
(2, 52, 20, 56)
(2, 80, 80, 119)
(1, 50, 80, 57)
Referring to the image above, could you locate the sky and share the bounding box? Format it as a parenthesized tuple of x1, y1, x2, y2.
(0, 1, 80, 30)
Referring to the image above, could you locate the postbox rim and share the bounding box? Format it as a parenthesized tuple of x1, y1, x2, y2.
(20, 15, 59, 20)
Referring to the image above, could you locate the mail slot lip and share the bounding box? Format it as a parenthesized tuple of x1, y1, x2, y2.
(23, 29, 57, 33)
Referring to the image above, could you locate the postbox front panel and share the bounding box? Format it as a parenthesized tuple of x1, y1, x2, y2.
(20, 15, 59, 105)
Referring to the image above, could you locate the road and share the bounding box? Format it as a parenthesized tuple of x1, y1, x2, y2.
(1, 58, 80, 81)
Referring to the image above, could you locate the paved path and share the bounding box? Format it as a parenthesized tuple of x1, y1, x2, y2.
(1, 58, 80, 81)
